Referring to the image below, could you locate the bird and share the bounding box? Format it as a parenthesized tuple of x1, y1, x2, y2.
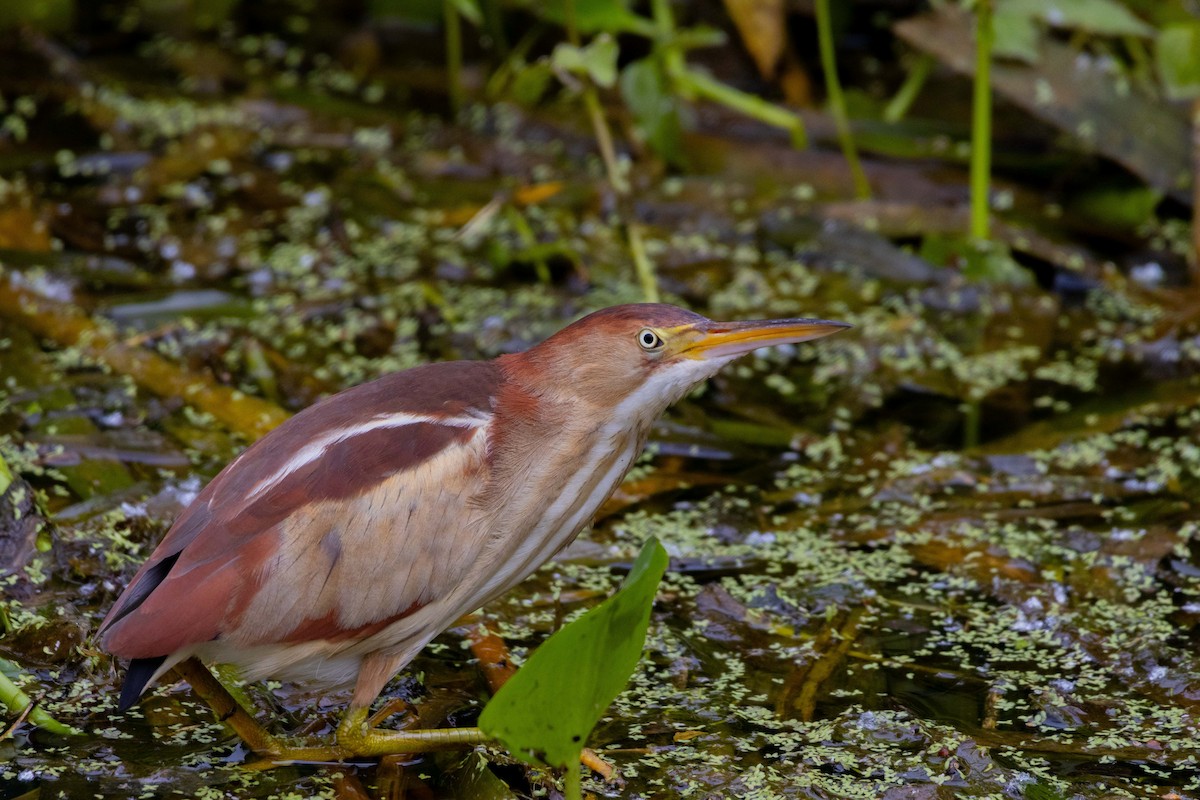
(99, 303, 848, 757)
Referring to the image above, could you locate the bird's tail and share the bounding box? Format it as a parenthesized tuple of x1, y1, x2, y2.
(117, 656, 166, 712)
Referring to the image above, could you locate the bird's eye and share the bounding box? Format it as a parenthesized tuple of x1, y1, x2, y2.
(637, 329, 664, 351)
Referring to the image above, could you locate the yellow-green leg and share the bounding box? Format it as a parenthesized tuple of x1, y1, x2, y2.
(175, 655, 618, 786)
(173, 657, 488, 764)
(335, 706, 487, 757)
(170, 658, 335, 760)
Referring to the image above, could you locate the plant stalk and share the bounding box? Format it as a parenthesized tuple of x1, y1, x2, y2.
(566, 0, 657, 300)
(0, 450, 11, 495)
(674, 68, 807, 148)
(625, 221, 659, 302)
(1192, 98, 1200, 286)
(565, 759, 583, 800)
(884, 52, 934, 123)
(815, 0, 869, 198)
(444, 0, 464, 115)
(970, 0, 993, 240)
(963, 399, 982, 450)
(650, 0, 687, 93)
(581, 87, 629, 195)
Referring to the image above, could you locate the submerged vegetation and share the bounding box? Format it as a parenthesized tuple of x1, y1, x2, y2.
(1, 0, 1200, 797)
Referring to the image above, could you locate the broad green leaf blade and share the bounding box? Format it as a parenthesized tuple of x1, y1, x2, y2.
(516, 0, 655, 37)
(510, 61, 555, 105)
(1001, 0, 1153, 38)
(1157, 22, 1200, 101)
(992, 6, 1039, 64)
(479, 537, 669, 768)
(620, 57, 686, 167)
(1070, 184, 1162, 229)
(551, 35, 619, 88)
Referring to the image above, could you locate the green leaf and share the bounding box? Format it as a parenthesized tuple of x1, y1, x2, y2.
(670, 24, 727, 52)
(1070, 183, 1162, 229)
(0, 450, 12, 495)
(1157, 21, 1200, 101)
(447, 0, 483, 27)
(510, 61, 555, 105)
(919, 236, 1032, 286)
(992, 5, 1039, 63)
(551, 35, 619, 88)
(518, 0, 655, 36)
(620, 57, 686, 166)
(1000, 0, 1153, 38)
(479, 537, 669, 768)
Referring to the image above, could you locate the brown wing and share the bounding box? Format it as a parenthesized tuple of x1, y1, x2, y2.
(99, 360, 500, 660)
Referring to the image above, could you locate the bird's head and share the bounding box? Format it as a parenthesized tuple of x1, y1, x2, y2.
(509, 303, 850, 415)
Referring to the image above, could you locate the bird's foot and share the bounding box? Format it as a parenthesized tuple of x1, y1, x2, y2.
(366, 696, 416, 729)
(337, 707, 620, 784)
(177, 657, 615, 781)
(336, 706, 488, 757)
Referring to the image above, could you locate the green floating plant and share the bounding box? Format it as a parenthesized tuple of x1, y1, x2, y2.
(479, 537, 669, 800)
(0, 657, 82, 738)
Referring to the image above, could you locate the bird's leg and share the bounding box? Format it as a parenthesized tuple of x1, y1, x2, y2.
(321, 651, 489, 757)
(335, 705, 488, 757)
(171, 657, 284, 756)
(180, 654, 483, 761)
(172, 657, 350, 762)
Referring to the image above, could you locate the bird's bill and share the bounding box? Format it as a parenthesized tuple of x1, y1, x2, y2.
(680, 318, 851, 360)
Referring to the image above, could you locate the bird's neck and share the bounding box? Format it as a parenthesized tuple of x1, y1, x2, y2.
(490, 355, 670, 507)
(454, 364, 652, 613)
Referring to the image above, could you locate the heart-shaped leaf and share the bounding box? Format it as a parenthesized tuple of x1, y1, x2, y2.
(478, 537, 668, 769)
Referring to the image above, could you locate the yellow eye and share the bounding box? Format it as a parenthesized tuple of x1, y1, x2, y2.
(637, 329, 664, 350)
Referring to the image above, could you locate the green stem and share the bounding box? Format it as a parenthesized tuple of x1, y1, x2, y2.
(650, 0, 687, 94)
(815, 0, 869, 198)
(485, 26, 540, 98)
(654, 0, 804, 148)
(505, 206, 552, 284)
(0, 659, 81, 737)
(674, 68, 807, 148)
(626, 222, 659, 302)
(0, 449, 12, 495)
(963, 400, 982, 450)
(563, 0, 581, 46)
(565, 758, 582, 800)
(883, 52, 934, 124)
(444, 0, 464, 115)
(562, 0, 624, 190)
(481, 0, 508, 56)
(1193, 99, 1200, 286)
(568, 0, 656, 300)
(581, 87, 629, 195)
(240, 339, 279, 405)
(970, 0, 993, 241)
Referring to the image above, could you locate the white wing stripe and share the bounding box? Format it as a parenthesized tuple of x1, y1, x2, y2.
(246, 412, 489, 500)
